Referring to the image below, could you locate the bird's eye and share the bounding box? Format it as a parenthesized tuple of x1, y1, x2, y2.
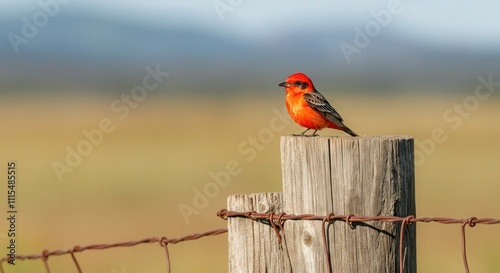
(294, 81, 301, 85)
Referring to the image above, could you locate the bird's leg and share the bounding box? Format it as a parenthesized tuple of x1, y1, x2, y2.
(311, 129, 319, 136)
(300, 128, 310, 135)
(293, 128, 310, 136)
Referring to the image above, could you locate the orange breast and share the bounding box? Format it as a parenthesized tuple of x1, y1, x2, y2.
(285, 93, 329, 130)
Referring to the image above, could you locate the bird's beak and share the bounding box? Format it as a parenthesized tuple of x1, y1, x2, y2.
(279, 82, 291, 87)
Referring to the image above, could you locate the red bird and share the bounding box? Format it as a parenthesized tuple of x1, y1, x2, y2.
(278, 72, 358, 136)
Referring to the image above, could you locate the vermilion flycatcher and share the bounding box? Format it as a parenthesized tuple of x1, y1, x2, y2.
(279, 72, 358, 136)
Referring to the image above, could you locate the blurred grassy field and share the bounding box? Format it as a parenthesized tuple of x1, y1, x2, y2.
(0, 92, 499, 272)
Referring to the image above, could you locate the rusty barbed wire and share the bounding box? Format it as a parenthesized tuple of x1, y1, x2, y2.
(217, 209, 500, 226)
(217, 209, 500, 273)
(0, 228, 227, 273)
(1, 210, 499, 273)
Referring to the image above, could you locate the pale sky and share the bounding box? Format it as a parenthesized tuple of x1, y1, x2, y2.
(1, 1, 500, 48)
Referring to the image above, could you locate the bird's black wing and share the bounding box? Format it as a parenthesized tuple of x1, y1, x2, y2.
(303, 91, 344, 122)
(303, 91, 359, 136)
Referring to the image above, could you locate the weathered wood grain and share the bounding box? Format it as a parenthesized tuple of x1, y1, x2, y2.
(228, 193, 291, 273)
(281, 136, 415, 273)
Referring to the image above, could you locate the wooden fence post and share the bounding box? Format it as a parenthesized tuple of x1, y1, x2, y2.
(228, 193, 291, 272)
(281, 136, 415, 273)
(227, 136, 416, 273)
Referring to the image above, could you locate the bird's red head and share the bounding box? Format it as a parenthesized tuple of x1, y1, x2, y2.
(278, 72, 315, 93)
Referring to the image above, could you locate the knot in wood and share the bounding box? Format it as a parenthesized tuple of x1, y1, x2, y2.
(258, 201, 270, 213)
(302, 230, 314, 247)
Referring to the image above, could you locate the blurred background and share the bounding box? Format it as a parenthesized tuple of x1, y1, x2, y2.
(1, 0, 499, 272)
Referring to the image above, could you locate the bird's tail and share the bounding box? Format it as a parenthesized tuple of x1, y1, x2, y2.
(343, 126, 358, 137)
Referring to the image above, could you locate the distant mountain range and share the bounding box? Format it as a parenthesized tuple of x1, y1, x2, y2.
(1, 10, 499, 94)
